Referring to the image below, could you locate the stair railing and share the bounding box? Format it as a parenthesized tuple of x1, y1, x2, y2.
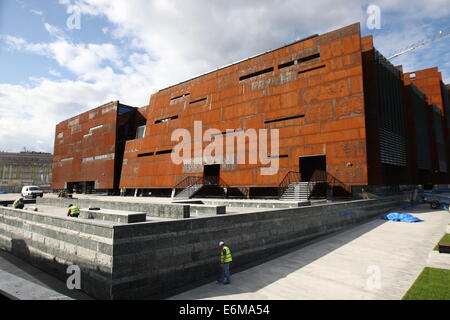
(278, 171, 302, 198)
(307, 170, 352, 199)
(173, 175, 232, 198)
(172, 175, 202, 198)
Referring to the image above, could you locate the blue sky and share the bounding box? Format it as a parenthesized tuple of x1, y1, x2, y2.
(0, 0, 449, 153)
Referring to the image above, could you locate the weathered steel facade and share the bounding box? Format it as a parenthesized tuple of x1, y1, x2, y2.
(52, 101, 138, 192)
(403, 68, 450, 184)
(121, 23, 368, 192)
(51, 23, 450, 194)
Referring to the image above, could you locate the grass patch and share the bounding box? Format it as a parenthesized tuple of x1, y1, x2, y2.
(433, 234, 450, 251)
(403, 267, 450, 300)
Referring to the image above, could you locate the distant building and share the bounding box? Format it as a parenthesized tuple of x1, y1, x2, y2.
(0, 152, 53, 192)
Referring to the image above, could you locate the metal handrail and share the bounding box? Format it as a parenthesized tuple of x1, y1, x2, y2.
(173, 175, 231, 198)
(307, 170, 352, 199)
(278, 171, 302, 197)
(173, 175, 202, 191)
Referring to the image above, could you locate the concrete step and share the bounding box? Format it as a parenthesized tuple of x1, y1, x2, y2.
(280, 181, 311, 201)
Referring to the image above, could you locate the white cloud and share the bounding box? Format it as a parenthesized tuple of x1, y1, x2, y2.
(1, 0, 450, 153)
(31, 9, 43, 16)
(44, 23, 65, 40)
(48, 69, 62, 77)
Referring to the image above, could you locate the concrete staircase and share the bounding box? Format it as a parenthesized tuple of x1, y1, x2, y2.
(280, 182, 310, 201)
(173, 183, 203, 199)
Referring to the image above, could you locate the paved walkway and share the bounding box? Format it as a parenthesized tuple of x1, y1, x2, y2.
(0, 250, 92, 300)
(170, 205, 450, 300)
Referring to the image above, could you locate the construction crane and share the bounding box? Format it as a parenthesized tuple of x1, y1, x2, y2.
(388, 29, 450, 60)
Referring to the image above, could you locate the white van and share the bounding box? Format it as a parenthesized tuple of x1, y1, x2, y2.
(21, 186, 44, 198)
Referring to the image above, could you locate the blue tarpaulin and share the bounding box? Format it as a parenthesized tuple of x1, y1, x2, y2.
(381, 212, 423, 223)
(0, 191, 6, 195)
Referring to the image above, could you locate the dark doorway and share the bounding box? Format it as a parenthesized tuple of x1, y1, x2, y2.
(66, 181, 95, 194)
(203, 164, 220, 177)
(299, 155, 326, 182)
(203, 164, 221, 186)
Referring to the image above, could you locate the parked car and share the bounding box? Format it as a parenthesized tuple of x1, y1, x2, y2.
(21, 186, 44, 198)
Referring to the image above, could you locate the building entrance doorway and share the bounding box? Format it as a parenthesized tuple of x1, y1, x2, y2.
(299, 155, 327, 182)
(66, 181, 95, 194)
(203, 164, 221, 185)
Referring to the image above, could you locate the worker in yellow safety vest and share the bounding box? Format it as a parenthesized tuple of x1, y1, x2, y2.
(67, 204, 80, 218)
(12, 197, 25, 209)
(217, 241, 232, 285)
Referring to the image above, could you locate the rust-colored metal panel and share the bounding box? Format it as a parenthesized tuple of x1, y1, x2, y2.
(404, 68, 450, 182)
(52, 101, 122, 190)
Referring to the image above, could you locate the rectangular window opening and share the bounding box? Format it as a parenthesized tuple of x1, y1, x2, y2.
(137, 152, 154, 158)
(298, 64, 326, 75)
(136, 125, 146, 139)
(278, 53, 320, 70)
(94, 154, 109, 160)
(239, 67, 274, 81)
(278, 61, 296, 69)
(298, 53, 320, 63)
(189, 97, 208, 105)
(264, 114, 305, 124)
(155, 149, 173, 155)
(170, 95, 184, 101)
(209, 129, 244, 137)
(269, 154, 289, 159)
(155, 115, 179, 124)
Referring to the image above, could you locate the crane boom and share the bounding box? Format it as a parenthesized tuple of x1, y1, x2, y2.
(388, 29, 450, 60)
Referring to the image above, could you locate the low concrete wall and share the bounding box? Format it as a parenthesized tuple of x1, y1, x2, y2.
(36, 198, 190, 219)
(1, 199, 37, 207)
(200, 199, 309, 208)
(189, 205, 226, 215)
(80, 209, 146, 223)
(110, 197, 403, 299)
(0, 196, 404, 299)
(0, 206, 114, 299)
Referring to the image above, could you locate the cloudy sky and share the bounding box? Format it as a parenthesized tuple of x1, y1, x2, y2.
(0, 0, 449, 153)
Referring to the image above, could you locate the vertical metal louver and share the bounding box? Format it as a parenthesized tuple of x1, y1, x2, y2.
(442, 83, 450, 129)
(410, 85, 431, 170)
(374, 50, 407, 167)
(432, 105, 447, 173)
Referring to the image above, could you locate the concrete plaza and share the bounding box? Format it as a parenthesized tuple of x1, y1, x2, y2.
(170, 205, 450, 300)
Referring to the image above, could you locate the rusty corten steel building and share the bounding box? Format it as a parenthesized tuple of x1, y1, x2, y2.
(51, 23, 450, 196)
(52, 101, 145, 193)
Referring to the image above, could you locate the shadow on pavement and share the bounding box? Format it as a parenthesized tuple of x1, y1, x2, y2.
(168, 215, 390, 300)
(0, 241, 92, 300)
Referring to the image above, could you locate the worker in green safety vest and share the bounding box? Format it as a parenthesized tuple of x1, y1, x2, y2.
(12, 197, 24, 209)
(218, 241, 233, 285)
(67, 204, 80, 218)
